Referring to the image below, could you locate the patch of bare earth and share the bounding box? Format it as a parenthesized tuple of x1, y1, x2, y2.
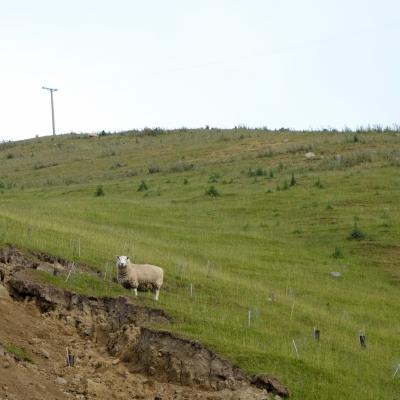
(0, 247, 289, 400)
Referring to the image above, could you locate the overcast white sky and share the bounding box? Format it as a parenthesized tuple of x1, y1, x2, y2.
(0, 0, 399, 141)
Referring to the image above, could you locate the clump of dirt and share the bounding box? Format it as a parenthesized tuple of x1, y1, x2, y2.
(0, 246, 289, 400)
(31, 249, 102, 277)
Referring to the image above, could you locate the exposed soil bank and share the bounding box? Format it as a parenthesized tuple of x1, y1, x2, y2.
(0, 246, 289, 400)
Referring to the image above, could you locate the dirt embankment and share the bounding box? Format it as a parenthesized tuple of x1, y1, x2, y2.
(0, 246, 289, 400)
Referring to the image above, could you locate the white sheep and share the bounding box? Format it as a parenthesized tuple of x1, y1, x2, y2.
(116, 255, 164, 301)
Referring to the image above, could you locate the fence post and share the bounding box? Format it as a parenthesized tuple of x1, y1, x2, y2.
(290, 302, 295, 320)
(65, 262, 75, 282)
(359, 332, 367, 349)
(292, 339, 299, 359)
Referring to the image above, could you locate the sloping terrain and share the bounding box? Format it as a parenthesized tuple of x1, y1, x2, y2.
(0, 246, 286, 400)
(0, 128, 399, 399)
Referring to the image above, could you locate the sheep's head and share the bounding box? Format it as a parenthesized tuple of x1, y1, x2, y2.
(116, 255, 130, 268)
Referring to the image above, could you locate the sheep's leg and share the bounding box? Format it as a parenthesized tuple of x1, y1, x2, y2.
(133, 288, 138, 296)
(155, 289, 160, 301)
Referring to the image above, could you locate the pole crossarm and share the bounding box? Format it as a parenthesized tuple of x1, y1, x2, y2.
(42, 86, 58, 92)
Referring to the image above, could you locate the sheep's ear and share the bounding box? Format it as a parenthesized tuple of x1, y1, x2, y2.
(116, 255, 119, 261)
(127, 257, 130, 261)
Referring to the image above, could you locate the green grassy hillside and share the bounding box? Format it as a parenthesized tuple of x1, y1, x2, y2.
(0, 128, 399, 399)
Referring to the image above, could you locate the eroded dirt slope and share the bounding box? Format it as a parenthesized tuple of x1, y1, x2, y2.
(0, 247, 289, 400)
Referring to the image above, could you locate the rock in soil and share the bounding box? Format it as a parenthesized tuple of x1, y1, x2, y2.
(251, 374, 290, 398)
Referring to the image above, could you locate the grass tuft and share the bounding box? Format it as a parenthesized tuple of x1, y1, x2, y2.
(4, 343, 32, 363)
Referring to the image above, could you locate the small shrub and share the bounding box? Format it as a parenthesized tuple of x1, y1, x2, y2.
(332, 247, 344, 258)
(326, 204, 334, 210)
(256, 167, 265, 176)
(148, 165, 161, 174)
(111, 161, 125, 169)
(183, 178, 189, 185)
(205, 185, 220, 197)
(277, 162, 284, 172)
(257, 147, 273, 158)
(44, 179, 55, 187)
(137, 180, 148, 192)
(282, 180, 289, 190)
(315, 178, 324, 189)
(287, 144, 312, 155)
(0, 181, 4, 189)
(100, 149, 116, 157)
(269, 170, 274, 178)
(248, 167, 267, 177)
(143, 127, 165, 136)
(95, 185, 105, 197)
(290, 173, 296, 187)
(125, 170, 138, 177)
(169, 162, 194, 173)
(64, 178, 78, 185)
(340, 151, 372, 168)
(208, 173, 220, 183)
(353, 134, 359, 143)
(6, 153, 14, 159)
(348, 223, 366, 240)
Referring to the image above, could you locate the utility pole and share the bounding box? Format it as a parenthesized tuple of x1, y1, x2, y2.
(42, 86, 58, 135)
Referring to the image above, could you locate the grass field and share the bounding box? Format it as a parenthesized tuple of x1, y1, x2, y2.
(0, 128, 399, 399)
